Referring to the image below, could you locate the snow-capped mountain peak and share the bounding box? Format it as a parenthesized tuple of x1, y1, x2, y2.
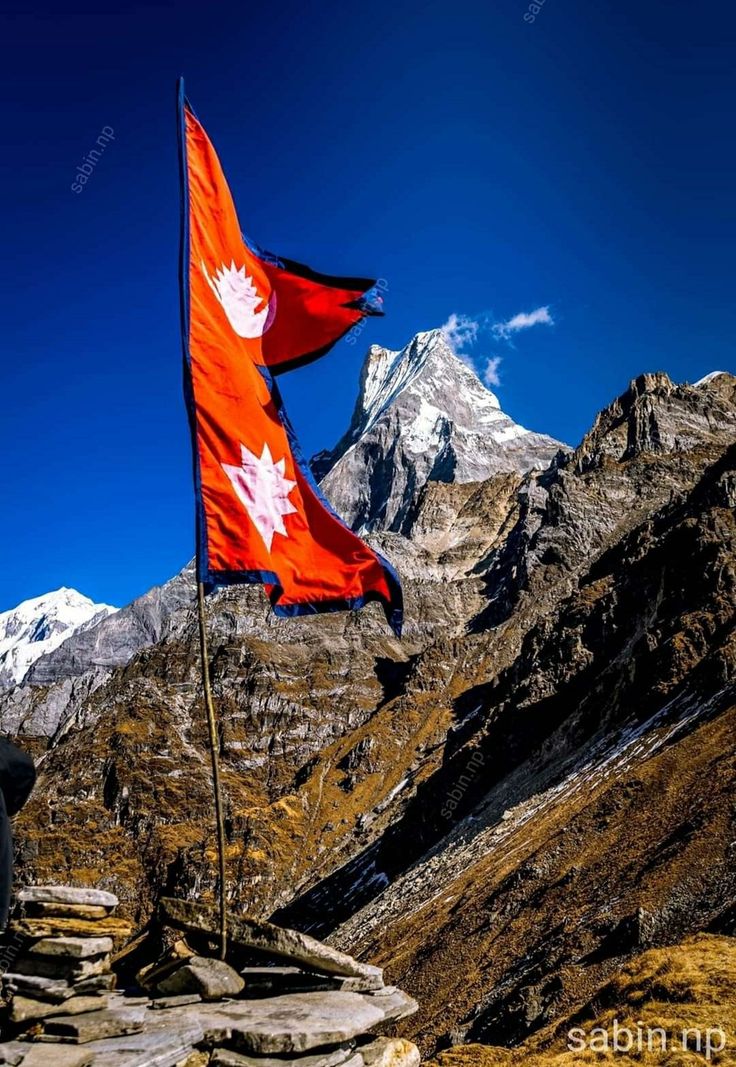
(0, 587, 117, 688)
(314, 328, 565, 532)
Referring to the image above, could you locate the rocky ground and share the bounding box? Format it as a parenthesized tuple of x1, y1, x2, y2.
(1, 332, 734, 1060)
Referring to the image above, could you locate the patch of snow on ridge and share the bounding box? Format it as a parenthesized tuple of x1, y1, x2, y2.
(0, 587, 118, 687)
(694, 371, 729, 387)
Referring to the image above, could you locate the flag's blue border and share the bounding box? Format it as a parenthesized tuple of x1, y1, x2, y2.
(177, 78, 402, 636)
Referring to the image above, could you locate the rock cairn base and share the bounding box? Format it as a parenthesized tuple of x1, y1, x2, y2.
(0, 888, 419, 1067)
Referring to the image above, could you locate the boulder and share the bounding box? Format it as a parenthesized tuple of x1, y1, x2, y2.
(359, 1038, 421, 1067)
(156, 957, 245, 1001)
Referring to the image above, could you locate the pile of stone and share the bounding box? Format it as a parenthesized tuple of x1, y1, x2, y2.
(0, 885, 131, 1040)
(0, 890, 419, 1067)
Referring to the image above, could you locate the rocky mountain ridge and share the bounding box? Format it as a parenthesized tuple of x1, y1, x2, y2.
(314, 330, 564, 532)
(1, 339, 734, 1060)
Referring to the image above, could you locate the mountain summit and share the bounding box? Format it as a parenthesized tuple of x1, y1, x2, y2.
(0, 587, 117, 688)
(313, 329, 564, 532)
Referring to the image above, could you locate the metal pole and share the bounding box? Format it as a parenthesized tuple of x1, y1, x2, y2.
(196, 580, 228, 960)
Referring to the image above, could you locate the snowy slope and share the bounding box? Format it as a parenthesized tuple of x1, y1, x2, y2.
(0, 588, 117, 688)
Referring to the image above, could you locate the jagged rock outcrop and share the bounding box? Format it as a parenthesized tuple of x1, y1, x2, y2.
(3, 355, 735, 1061)
(314, 331, 563, 532)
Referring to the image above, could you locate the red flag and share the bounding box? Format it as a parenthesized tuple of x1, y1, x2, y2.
(177, 81, 402, 636)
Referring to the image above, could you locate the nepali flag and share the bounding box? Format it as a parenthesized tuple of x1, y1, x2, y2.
(176, 80, 402, 636)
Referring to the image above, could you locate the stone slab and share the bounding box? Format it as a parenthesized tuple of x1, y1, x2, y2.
(156, 957, 244, 1001)
(13, 953, 110, 982)
(4, 972, 114, 1002)
(10, 992, 108, 1023)
(39, 1007, 146, 1043)
(240, 967, 383, 995)
(25, 936, 113, 959)
(25, 903, 111, 920)
(71, 1020, 205, 1067)
(0, 1045, 26, 1066)
(149, 993, 202, 1009)
(18, 1047, 94, 1067)
(210, 1042, 358, 1067)
(18, 886, 118, 908)
(12, 918, 131, 941)
(156, 988, 418, 1055)
(159, 899, 383, 983)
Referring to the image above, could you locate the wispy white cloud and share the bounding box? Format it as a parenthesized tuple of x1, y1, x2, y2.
(440, 313, 481, 359)
(483, 356, 502, 388)
(492, 305, 554, 340)
(440, 304, 554, 390)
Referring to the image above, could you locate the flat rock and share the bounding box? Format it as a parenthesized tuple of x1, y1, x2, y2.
(210, 1042, 358, 1067)
(0, 1045, 26, 1066)
(11, 917, 131, 940)
(149, 992, 202, 1009)
(70, 1019, 204, 1067)
(241, 967, 383, 995)
(4, 972, 115, 1002)
(156, 956, 245, 1001)
(14, 953, 110, 982)
(16, 1047, 94, 1067)
(18, 886, 118, 908)
(159, 899, 383, 983)
(25, 902, 111, 920)
(39, 1006, 146, 1043)
(359, 1038, 421, 1067)
(157, 988, 418, 1054)
(25, 936, 113, 959)
(10, 992, 108, 1023)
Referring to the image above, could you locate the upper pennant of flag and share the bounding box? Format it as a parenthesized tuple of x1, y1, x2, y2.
(201, 259, 274, 339)
(222, 443, 298, 552)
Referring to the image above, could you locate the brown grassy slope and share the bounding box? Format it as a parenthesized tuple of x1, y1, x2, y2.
(428, 934, 736, 1066)
(343, 694, 736, 1054)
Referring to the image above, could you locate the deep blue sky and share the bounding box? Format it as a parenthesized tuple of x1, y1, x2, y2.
(1, 0, 734, 611)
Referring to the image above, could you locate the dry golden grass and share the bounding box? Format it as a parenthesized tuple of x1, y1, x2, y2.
(428, 935, 736, 1067)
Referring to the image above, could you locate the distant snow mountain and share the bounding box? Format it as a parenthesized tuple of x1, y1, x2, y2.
(0, 588, 117, 688)
(313, 328, 565, 531)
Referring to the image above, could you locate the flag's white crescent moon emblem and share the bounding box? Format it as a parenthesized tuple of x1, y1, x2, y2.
(222, 443, 298, 552)
(201, 260, 275, 338)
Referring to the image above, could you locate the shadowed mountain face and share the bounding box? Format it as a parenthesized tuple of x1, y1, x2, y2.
(2, 338, 735, 1058)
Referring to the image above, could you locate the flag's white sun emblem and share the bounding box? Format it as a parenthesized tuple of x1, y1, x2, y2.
(223, 443, 298, 552)
(201, 260, 274, 338)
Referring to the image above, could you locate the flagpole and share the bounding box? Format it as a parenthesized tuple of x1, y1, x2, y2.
(196, 579, 228, 960)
